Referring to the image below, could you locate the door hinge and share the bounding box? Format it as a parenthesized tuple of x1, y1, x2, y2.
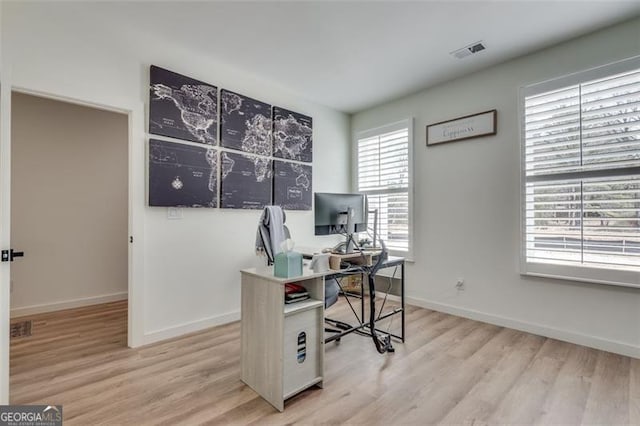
(1, 249, 24, 262)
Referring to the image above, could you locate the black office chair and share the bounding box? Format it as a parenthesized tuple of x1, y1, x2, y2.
(256, 206, 340, 319)
(325, 279, 340, 308)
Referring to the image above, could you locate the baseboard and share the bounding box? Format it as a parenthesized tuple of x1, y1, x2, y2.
(406, 296, 640, 359)
(376, 291, 401, 302)
(142, 311, 241, 346)
(11, 291, 128, 318)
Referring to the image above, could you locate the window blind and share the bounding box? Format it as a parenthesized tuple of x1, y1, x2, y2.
(524, 63, 640, 274)
(357, 127, 410, 252)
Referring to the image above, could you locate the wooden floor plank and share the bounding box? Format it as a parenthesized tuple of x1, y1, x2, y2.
(439, 332, 546, 425)
(630, 358, 640, 426)
(393, 326, 518, 425)
(9, 299, 638, 425)
(535, 344, 599, 425)
(487, 338, 573, 424)
(581, 351, 631, 425)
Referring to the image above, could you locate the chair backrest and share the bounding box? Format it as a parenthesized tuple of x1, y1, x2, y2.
(325, 278, 340, 309)
(257, 206, 342, 310)
(257, 206, 290, 265)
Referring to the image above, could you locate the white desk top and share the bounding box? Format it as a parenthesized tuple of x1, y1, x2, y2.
(295, 245, 383, 258)
(240, 265, 340, 284)
(241, 254, 404, 284)
(294, 246, 330, 257)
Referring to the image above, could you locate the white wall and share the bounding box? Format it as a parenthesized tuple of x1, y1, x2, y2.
(1, 3, 350, 346)
(10, 93, 129, 317)
(352, 18, 640, 357)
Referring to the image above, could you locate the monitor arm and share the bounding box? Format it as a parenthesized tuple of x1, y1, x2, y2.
(336, 207, 356, 253)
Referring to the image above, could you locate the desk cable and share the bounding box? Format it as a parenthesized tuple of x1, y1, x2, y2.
(338, 233, 394, 354)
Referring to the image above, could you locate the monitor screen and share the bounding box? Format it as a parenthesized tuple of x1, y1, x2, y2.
(314, 192, 368, 236)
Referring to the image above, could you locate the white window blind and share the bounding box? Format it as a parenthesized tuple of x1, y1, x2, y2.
(522, 57, 640, 285)
(356, 123, 411, 253)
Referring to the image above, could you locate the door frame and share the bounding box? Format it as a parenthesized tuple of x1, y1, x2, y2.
(0, 58, 11, 405)
(0, 86, 145, 403)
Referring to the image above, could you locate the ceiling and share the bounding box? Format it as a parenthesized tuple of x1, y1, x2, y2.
(49, 2, 640, 113)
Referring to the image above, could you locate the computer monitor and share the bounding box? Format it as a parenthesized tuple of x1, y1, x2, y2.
(314, 192, 368, 253)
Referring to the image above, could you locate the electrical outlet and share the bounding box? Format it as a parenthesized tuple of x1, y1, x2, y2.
(456, 278, 465, 291)
(167, 207, 183, 220)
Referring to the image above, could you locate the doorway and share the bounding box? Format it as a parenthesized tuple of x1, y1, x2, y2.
(8, 92, 129, 378)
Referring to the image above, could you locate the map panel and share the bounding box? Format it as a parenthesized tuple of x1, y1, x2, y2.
(274, 160, 312, 211)
(148, 139, 218, 208)
(220, 90, 272, 155)
(149, 65, 218, 145)
(273, 107, 312, 163)
(221, 151, 272, 209)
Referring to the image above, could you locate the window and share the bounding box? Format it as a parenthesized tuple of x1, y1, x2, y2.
(356, 120, 412, 256)
(522, 56, 640, 287)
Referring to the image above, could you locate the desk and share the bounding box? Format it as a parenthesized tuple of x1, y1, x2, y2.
(240, 254, 405, 411)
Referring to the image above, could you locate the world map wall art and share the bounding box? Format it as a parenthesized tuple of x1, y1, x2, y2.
(148, 65, 312, 210)
(148, 139, 218, 208)
(149, 65, 218, 145)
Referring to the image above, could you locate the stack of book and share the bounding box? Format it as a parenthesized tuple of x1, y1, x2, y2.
(284, 283, 309, 304)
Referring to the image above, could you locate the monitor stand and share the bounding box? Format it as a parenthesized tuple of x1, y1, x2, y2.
(344, 233, 356, 254)
(343, 207, 356, 254)
(331, 207, 357, 254)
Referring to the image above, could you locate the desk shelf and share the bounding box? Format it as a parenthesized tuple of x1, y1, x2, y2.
(284, 299, 323, 316)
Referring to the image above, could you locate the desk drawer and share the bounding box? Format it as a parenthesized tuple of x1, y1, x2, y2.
(283, 307, 322, 398)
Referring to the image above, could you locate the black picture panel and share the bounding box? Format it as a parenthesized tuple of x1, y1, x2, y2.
(273, 107, 312, 163)
(220, 89, 272, 155)
(149, 65, 218, 145)
(148, 139, 217, 208)
(220, 151, 272, 209)
(274, 160, 312, 211)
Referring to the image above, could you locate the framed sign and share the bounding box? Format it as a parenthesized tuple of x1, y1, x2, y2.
(426, 109, 497, 146)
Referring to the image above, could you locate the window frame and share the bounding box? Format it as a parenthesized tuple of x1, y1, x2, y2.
(353, 118, 414, 260)
(519, 55, 640, 288)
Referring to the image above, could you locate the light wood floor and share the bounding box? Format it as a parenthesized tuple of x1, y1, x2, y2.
(10, 299, 640, 425)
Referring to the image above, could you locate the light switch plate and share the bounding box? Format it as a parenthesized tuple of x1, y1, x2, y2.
(167, 207, 183, 220)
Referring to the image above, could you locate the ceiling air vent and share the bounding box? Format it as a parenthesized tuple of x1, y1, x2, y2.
(450, 41, 486, 59)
